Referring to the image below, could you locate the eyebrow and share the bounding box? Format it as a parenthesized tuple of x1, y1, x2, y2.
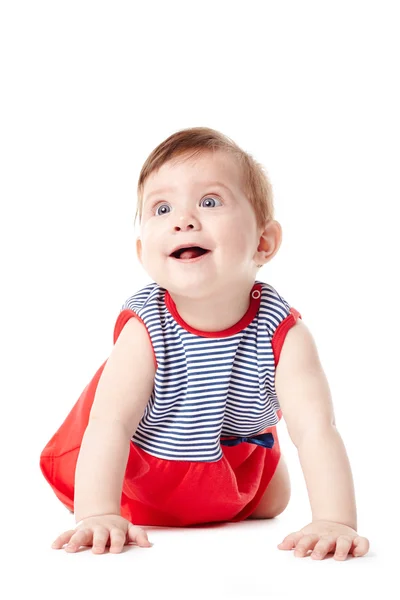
(144, 181, 233, 204)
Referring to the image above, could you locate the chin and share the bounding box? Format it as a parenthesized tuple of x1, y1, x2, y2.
(162, 279, 214, 298)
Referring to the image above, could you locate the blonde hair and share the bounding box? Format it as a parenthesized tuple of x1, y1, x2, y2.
(134, 126, 275, 231)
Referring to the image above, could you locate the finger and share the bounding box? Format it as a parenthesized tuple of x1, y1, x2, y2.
(309, 536, 336, 560)
(92, 527, 110, 554)
(109, 528, 127, 554)
(51, 530, 76, 549)
(65, 528, 92, 553)
(277, 531, 302, 550)
(294, 534, 320, 558)
(352, 536, 370, 557)
(332, 536, 353, 561)
(127, 525, 152, 547)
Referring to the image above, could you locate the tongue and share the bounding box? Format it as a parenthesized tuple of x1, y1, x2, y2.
(180, 248, 203, 260)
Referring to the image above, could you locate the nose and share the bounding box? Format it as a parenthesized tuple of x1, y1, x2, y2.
(173, 211, 199, 232)
(174, 222, 194, 231)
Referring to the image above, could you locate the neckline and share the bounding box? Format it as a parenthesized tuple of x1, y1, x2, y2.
(163, 282, 263, 338)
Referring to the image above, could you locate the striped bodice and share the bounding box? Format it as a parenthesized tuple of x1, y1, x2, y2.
(120, 280, 292, 462)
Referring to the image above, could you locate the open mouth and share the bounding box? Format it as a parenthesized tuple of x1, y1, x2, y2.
(170, 246, 211, 262)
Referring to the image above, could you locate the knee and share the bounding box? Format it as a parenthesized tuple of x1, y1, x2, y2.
(247, 458, 291, 519)
(259, 489, 291, 519)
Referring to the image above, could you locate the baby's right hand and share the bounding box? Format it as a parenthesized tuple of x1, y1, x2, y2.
(51, 513, 152, 554)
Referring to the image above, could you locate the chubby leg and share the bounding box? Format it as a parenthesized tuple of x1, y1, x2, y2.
(246, 455, 291, 519)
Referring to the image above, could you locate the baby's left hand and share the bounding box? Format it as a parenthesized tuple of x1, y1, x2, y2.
(278, 520, 370, 560)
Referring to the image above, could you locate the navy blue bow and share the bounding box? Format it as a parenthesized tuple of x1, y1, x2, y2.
(220, 432, 274, 448)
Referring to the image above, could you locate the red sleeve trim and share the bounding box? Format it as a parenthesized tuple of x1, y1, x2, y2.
(271, 307, 302, 367)
(113, 309, 158, 371)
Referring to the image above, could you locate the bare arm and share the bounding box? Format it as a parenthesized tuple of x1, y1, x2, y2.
(275, 319, 357, 529)
(74, 316, 156, 523)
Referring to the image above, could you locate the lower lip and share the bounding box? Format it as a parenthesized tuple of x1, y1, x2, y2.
(170, 251, 211, 264)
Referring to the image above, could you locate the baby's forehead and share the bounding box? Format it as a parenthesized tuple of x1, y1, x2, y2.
(144, 151, 243, 192)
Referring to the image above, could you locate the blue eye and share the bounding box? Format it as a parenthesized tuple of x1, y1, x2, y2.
(155, 204, 171, 216)
(200, 196, 222, 208)
(154, 196, 222, 216)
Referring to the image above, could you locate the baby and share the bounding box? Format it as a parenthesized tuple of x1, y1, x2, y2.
(41, 126, 370, 560)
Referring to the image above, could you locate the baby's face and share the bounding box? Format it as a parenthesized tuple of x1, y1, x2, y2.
(137, 150, 262, 297)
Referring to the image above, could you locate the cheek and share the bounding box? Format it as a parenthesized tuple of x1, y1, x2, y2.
(216, 218, 254, 254)
(139, 226, 157, 260)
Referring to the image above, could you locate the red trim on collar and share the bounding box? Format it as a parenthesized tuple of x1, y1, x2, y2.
(164, 282, 263, 338)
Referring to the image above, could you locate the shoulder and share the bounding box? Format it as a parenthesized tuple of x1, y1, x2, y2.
(259, 281, 291, 309)
(258, 281, 294, 323)
(121, 281, 164, 312)
(114, 282, 163, 350)
(257, 282, 300, 346)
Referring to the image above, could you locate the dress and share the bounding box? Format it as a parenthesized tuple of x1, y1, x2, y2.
(40, 280, 301, 527)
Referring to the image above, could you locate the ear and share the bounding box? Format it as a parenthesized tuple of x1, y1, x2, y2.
(254, 220, 282, 266)
(136, 237, 142, 264)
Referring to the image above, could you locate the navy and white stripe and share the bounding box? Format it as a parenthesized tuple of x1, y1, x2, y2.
(121, 281, 291, 462)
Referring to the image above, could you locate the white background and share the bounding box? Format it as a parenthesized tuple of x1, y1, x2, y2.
(1, 1, 399, 598)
